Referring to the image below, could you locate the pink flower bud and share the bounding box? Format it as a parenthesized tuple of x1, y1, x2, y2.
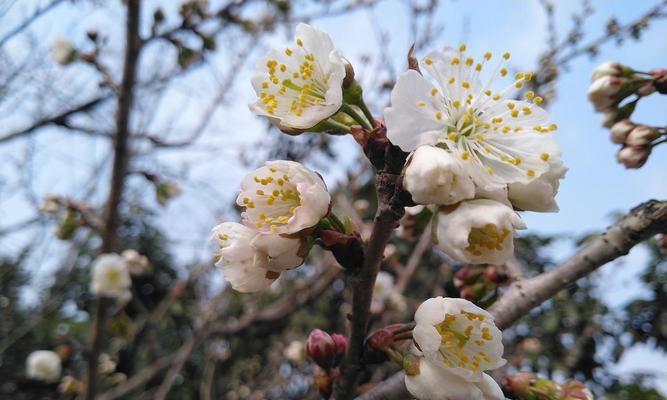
(331, 333, 347, 365)
(617, 145, 650, 169)
(306, 329, 336, 369)
(610, 119, 635, 144)
(625, 125, 659, 146)
(367, 328, 394, 352)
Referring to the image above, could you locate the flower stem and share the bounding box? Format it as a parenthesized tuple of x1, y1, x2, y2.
(356, 100, 376, 128)
(323, 118, 352, 134)
(341, 103, 373, 130)
(327, 213, 347, 233)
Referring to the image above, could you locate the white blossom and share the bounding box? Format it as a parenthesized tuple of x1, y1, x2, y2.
(371, 271, 395, 313)
(587, 76, 623, 112)
(412, 297, 505, 382)
(237, 160, 330, 234)
(508, 158, 567, 212)
(404, 145, 475, 205)
(249, 23, 347, 130)
(610, 120, 634, 144)
(405, 357, 504, 400)
(122, 249, 149, 276)
(385, 45, 561, 191)
(26, 350, 62, 383)
(435, 199, 525, 265)
(625, 125, 659, 146)
(212, 222, 306, 292)
(51, 36, 76, 65)
(617, 145, 650, 169)
(91, 254, 132, 301)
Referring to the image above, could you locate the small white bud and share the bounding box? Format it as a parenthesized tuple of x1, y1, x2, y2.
(26, 350, 62, 383)
(609, 119, 635, 144)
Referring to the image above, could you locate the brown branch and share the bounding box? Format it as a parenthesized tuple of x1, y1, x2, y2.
(84, 1, 142, 399)
(354, 199, 667, 400)
(333, 125, 409, 399)
(489, 199, 667, 330)
(0, 96, 108, 144)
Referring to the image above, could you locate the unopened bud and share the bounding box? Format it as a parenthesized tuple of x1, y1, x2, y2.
(342, 59, 356, 89)
(601, 109, 620, 128)
(505, 372, 562, 400)
(587, 76, 623, 111)
(331, 333, 347, 365)
(617, 145, 650, 169)
(561, 380, 594, 400)
(306, 329, 336, 369)
(625, 125, 660, 146)
(483, 265, 500, 283)
(609, 119, 634, 144)
(591, 61, 626, 81)
(367, 328, 394, 352)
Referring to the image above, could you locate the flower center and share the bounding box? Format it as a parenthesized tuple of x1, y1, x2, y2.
(106, 269, 121, 285)
(257, 38, 330, 117)
(434, 311, 495, 372)
(242, 167, 301, 232)
(466, 224, 510, 256)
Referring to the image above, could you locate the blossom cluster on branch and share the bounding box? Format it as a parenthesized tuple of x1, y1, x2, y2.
(206, 22, 581, 400)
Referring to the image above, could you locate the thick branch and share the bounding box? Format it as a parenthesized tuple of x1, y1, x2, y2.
(84, 1, 142, 399)
(333, 126, 409, 399)
(489, 199, 667, 329)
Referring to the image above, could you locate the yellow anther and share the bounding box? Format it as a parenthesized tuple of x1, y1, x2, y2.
(502, 51, 510, 59)
(500, 68, 508, 77)
(448, 132, 458, 141)
(484, 52, 492, 60)
(484, 89, 492, 96)
(431, 88, 438, 96)
(462, 81, 470, 89)
(475, 63, 482, 71)
(461, 151, 470, 160)
(451, 57, 460, 65)
(515, 81, 523, 89)
(452, 100, 461, 108)
(514, 72, 524, 80)
(541, 152, 550, 161)
(524, 91, 535, 99)
(296, 38, 303, 46)
(243, 197, 249, 204)
(285, 48, 292, 56)
(256, 189, 264, 196)
(416, 101, 425, 107)
(522, 107, 532, 115)
(448, 77, 456, 84)
(493, 94, 501, 100)
(533, 96, 543, 105)
(424, 57, 433, 65)
(435, 111, 442, 120)
(486, 166, 493, 175)
(549, 123, 558, 131)
(465, 57, 474, 66)
(506, 103, 515, 110)
(527, 169, 535, 177)
(524, 72, 533, 80)
(459, 43, 467, 52)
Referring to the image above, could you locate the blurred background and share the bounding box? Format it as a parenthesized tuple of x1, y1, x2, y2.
(1, 0, 666, 398)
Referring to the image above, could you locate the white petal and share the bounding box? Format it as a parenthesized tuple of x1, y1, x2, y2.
(405, 358, 484, 400)
(477, 373, 505, 400)
(385, 70, 446, 151)
(251, 233, 306, 271)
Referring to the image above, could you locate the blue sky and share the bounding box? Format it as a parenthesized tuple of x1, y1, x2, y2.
(1, 0, 666, 392)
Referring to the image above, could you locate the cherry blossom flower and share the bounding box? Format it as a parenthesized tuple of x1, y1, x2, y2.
(26, 350, 62, 383)
(404, 145, 475, 205)
(237, 160, 330, 234)
(385, 45, 561, 191)
(435, 199, 525, 265)
(405, 357, 504, 400)
(212, 222, 306, 292)
(90, 253, 132, 301)
(412, 297, 505, 382)
(249, 23, 347, 130)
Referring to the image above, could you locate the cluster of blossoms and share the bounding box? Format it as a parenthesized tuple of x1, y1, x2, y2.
(212, 160, 331, 292)
(216, 22, 577, 399)
(26, 350, 62, 383)
(385, 44, 565, 266)
(587, 62, 667, 169)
